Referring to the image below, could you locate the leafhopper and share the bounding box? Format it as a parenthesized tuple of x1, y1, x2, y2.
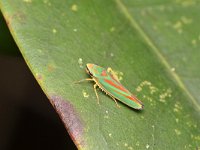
(77, 63, 144, 110)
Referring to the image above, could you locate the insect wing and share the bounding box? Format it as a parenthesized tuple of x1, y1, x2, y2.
(96, 71, 143, 109)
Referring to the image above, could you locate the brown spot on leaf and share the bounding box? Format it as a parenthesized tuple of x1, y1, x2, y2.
(4, 11, 26, 27)
(49, 95, 85, 149)
(13, 12, 26, 24)
(4, 14, 11, 27)
(36, 73, 43, 80)
(47, 64, 55, 72)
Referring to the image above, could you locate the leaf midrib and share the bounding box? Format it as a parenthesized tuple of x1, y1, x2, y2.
(115, 0, 200, 111)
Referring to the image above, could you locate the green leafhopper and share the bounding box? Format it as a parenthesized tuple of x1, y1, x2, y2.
(77, 63, 144, 110)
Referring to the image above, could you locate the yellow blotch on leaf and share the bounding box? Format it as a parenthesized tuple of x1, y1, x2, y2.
(71, 4, 78, 12)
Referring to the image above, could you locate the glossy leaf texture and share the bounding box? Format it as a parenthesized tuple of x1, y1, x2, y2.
(0, 0, 199, 149)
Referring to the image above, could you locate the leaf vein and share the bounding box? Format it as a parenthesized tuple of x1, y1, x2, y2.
(115, 0, 200, 111)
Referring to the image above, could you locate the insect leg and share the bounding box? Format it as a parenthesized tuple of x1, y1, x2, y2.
(74, 78, 94, 84)
(93, 84, 100, 104)
(109, 95, 120, 108)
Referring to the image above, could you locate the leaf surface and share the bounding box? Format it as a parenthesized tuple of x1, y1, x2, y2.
(0, 0, 199, 149)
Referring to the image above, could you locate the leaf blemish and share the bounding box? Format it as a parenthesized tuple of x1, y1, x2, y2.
(110, 26, 115, 32)
(152, 125, 155, 146)
(171, 16, 193, 34)
(108, 133, 112, 137)
(78, 58, 83, 68)
(47, 64, 55, 72)
(193, 135, 200, 141)
(136, 81, 173, 106)
(110, 52, 114, 57)
(52, 28, 57, 33)
(128, 146, 133, 150)
(136, 141, 140, 146)
(146, 144, 150, 149)
(43, 0, 51, 6)
(71, 4, 78, 12)
(36, 73, 43, 80)
(173, 101, 183, 113)
(136, 80, 158, 95)
(181, 16, 193, 24)
(124, 143, 128, 147)
(23, 0, 32, 3)
(82, 90, 89, 98)
(173, 21, 183, 34)
(191, 39, 197, 46)
(186, 121, 197, 129)
(104, 115, 109, 119)
(104, 110, 109, 118)
(171, 67, 176, 72)
(8, 12, 26, 25)
(159, 88, 172, 103)
(174, 129, 181, 135)
(177, 0, 196, 7)
(49, 95, 85, 148)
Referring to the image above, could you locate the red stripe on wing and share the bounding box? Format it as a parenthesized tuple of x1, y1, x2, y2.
(112, 88, 142, 105)
(104, 79, 129, 93)
(126, 95, 143, 105)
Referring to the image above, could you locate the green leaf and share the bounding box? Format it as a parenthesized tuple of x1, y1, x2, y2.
(0, 0, 199, 149)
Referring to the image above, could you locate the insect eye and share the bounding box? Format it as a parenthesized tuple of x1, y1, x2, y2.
(86, 67, 93, 76)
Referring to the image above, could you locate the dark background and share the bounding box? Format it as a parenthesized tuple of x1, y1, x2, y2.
(0, 11, 77, 150)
